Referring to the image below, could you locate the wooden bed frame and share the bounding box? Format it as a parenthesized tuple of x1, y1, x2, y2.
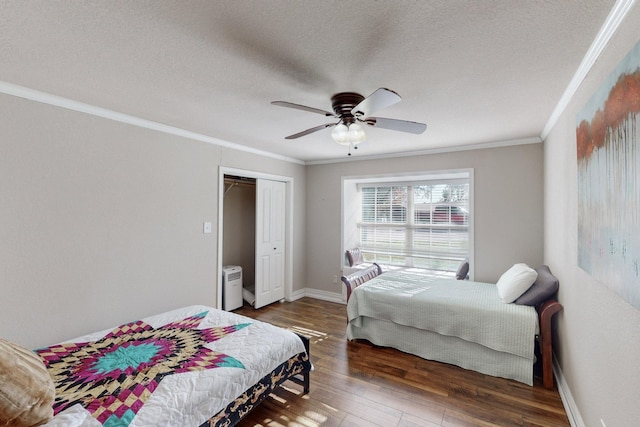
(341, 262, 383, 301)
(342, 266, 563, 389)
(537, 300, 563, 389)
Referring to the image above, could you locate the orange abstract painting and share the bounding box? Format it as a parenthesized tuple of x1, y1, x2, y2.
(577, 40, 640, 310)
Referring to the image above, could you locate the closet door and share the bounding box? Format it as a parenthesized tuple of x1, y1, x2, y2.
(254, 179, 286, 308)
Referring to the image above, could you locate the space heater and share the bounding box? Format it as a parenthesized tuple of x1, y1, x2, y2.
(222, 265, 243, 311)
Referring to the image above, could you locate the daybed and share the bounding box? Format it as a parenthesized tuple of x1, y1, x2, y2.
(344, 265, 561, 388)
(1, 305, 311, 427)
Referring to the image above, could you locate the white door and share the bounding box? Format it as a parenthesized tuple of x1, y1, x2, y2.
(254, 179, 286, 308)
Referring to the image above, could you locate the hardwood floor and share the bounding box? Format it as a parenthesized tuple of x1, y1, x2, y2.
(234, 298, 569, 427)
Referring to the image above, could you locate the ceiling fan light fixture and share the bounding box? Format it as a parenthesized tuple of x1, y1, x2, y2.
(331, 122, 365, 146)
(331, 123, 350, 145)
(347, 122, 366, 145)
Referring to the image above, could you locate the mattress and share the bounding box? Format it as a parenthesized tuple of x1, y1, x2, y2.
(36, 305, 311, 427)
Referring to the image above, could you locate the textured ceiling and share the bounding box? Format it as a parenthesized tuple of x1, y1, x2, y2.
(0, 1, 617, 162)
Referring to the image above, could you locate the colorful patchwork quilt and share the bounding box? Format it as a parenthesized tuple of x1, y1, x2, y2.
(36, 305, 310, 427)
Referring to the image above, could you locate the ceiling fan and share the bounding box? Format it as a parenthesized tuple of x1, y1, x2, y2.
(271, 88, 427, 154)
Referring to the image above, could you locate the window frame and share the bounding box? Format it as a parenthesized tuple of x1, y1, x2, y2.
(342, 169, 474, 277)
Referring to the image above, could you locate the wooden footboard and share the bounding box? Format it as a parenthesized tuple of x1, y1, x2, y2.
(342, 263, 383, 302)
(537, 300, 563, 389)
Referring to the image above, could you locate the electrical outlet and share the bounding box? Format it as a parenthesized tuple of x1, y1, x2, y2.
(332, 275, 338, 283)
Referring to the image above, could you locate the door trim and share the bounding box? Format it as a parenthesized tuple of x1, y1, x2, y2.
(217, 167, 294, 310)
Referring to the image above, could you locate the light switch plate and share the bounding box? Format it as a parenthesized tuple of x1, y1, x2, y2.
(203, 222, 212, 234)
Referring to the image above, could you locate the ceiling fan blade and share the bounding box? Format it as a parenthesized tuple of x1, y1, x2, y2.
(271, 101, 335, 117)
(351, 88, 402, 118)
(284, 123, 337, 139)
(364, 117, 427, 134)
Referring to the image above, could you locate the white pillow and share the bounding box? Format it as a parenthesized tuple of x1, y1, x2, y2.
(496, 263, 538, 303)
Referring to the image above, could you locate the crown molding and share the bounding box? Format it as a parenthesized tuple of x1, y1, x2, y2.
(304, 136, 542, 165)
(0, 80, 305, 165)
(541, 0, 637, 140)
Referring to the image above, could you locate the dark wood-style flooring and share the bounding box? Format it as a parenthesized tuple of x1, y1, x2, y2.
(234, 297, 569, 427)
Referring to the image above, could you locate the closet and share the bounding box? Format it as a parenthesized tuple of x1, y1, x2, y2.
(222, 175, 286, 309)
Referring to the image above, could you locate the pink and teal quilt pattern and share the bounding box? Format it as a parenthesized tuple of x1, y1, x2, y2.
(37, 311, 249, 427)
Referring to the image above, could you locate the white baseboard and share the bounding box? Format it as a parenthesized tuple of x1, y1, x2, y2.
(554, 357, 585, 427)
(288, 288, 345, 304)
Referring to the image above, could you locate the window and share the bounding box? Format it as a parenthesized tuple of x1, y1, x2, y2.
(356, 177, 470, 274)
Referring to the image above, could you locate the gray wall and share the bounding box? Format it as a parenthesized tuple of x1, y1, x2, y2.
(543, 5, 640, 426)
(0, 93, 306, 348)
(305, 143, 544, 295)
(222, 181, 256, 287)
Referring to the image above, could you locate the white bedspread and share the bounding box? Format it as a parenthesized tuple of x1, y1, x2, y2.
(347, 270, 539, 359)
(40, 305, 307, 427)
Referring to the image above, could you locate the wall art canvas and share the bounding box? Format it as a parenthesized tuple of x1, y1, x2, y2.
(577, 39, 640, 310)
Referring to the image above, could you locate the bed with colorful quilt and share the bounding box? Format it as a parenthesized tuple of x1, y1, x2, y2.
(0, 305, 311, 427)
(346, 264, 562, 388)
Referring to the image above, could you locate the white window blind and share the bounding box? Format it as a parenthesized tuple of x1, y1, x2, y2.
(358, 180, 469, 273)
